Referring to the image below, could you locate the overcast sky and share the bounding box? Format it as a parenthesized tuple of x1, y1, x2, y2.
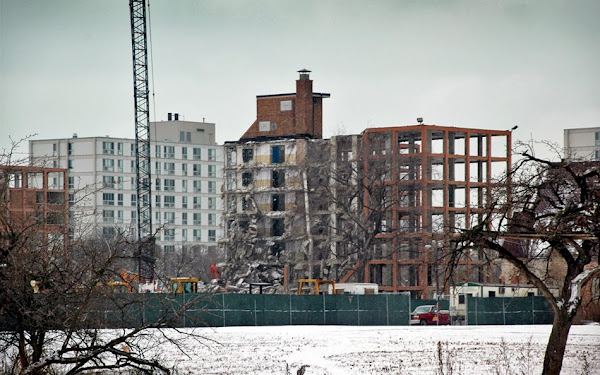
(1, 0, 599, 160)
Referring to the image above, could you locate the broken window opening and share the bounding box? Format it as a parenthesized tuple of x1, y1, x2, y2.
(271, 145, 285, 164)
(272, 194, 285, 211)
(242, 148, 254, 163)
(272, 170, 285, 188)
(242, 172, 253, 187)
(271, 218, 285, 237)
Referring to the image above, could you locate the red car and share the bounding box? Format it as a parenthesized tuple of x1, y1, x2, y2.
(410, 305, 451, 325)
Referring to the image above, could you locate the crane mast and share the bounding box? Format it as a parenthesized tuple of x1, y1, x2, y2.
(129, 0, 154, 283)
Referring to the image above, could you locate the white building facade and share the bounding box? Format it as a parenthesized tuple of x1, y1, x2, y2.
(564, 127, 600, 161)
(28, 118, 223, 253)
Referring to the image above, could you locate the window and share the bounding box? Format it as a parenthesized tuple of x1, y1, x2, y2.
(163, 228, 175, 241)
(117, 210, 124, 223)
(155, 211, 161, 224)
(131, 160, 135, 172)
(103, 227, 115, 237)
(155, 178, 161, 191)
(155, 195, 161, 208)
(488, 291, 496, 298)
(271, 218, 284, 236)
(182, 180, 188, 192)
(208, 149, 216, 161)
(182, 147, 188, 159)
(193, 213, 202, 225)
(272, 194, 285, 211)
(182, 196, 188, 209)
(180, 131, 185, 142)
(164, 179, 175, 192)
(103, 210, 114, 223)
(116, 177, 123, 190)
(130, 143, 135, 156)
(596, 132, 600, 147)
(155, 145, 161, 158)
(193, 164, 201, 176)
(208, 181, 216, 194)
(242, 148, 253, 163)
(182, 212, 188, 225)
(103, 159, 114, 172)
(155, 162, 161, 175)
(68, 160, 73, 170)
(458, 294, 472, 304)
(193, 197, 201, 209)
(193, 230, 201, 241)
(242, 196, 249, 211)
(182, 163, 188, 176)
(208, 229, 216, 242)
(182, 229, 188, 241)
(208, 197, 216, 210)
(272, 170, 285, 188)
(103, 193, 115, 206)
(164, 162, 175, 175)
(180, 131, 191, 143)
(102, 142, 114, 155)
(242, 172, 253, 187)
(193, 180, 202, 193)
(117, 193, 124, 206)
(117, 159, 123, 173)
(164, 195, 175, 208)
(595, 150, 600, 161)
(68, 177, 75, 189)
(131, 211, 137, 223)
(69, 193, 75, 204)
(193, 147, 201, 160)
(208, 213, 216, 226)
(131, 194, 137, 206)
(117, 142, 123, 155)
(164, 212, 175, 224)
(102, 176, 115, 188)
(271, 145, 285, 164)
(208, 165, 216, 177)
(164, 146, 175, 159)
(68, 142, 72, 155)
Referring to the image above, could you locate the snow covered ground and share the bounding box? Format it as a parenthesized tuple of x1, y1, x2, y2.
(157, 324, 600, 375)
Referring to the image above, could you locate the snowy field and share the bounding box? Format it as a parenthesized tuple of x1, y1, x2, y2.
(158, 324, 600, 375)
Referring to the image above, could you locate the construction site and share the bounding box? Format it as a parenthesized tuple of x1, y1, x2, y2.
(221, 70, 512, 298)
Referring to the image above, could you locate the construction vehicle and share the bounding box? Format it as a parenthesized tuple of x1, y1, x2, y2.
(170, 277, 199, 294)
(297, 279, 337, 295)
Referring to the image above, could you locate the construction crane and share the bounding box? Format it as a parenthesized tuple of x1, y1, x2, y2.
(129, 0, 155, 285)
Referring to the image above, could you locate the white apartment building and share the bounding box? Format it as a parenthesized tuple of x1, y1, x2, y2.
(28, 116, 223, 253)
(564, 127, 600, 161)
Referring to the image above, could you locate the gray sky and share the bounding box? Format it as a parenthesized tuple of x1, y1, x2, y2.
(1, 0, 599, 160)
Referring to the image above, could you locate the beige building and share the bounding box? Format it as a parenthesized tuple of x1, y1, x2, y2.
(564, 127, 600, 161)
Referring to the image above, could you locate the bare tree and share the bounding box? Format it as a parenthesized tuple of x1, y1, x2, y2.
(0, 140, 209, 375)
(448, 142, 600, 375)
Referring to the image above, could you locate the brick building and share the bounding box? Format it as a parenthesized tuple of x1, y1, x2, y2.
(0, 165, 69, 252)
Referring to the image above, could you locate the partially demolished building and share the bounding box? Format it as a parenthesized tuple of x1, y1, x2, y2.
(222, 70, 512, 297)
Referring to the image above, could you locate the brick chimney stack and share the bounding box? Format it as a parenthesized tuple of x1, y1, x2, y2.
(239, 70, 329, 141)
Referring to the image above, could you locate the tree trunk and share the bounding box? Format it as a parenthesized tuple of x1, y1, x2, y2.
(542, 309, 573, 375)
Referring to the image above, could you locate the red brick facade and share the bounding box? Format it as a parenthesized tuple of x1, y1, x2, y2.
(240, 70, 329, 141)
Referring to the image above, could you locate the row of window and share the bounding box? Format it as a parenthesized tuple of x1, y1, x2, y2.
(226, 194, 285, 212)
(100, 159, 218, 177)
(102, 209, 218, 226)
(100, 176, 218, 194)
(239, 170, 285, 188)
(233, 145, 286, 164)
(101, 226, 217, 242)
(102, 193, 217, 210)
